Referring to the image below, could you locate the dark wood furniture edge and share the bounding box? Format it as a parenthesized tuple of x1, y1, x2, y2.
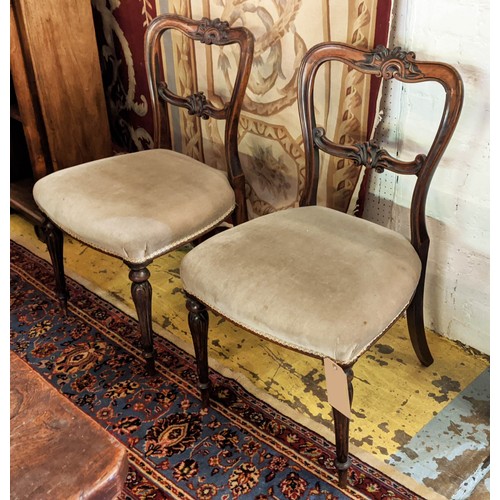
(10, 351, 129, 499)
(10, 179, 44, 226)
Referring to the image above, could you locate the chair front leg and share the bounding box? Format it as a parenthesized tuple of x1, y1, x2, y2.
(36, 218, 69, 314)
(185, 293, 210, 408)
(333, 365, 354, 489)
(127, 260, 156, 375)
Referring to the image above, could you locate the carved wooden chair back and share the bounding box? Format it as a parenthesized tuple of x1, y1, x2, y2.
(179, 42, 464, 488)
(32, 14, 254, 376)
(298, 42, 464, 365)
(145, 15, 254, 224)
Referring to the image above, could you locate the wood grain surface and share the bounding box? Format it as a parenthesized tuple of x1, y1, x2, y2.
(10, 351, 128, 500)
(12, 0, 112, 171)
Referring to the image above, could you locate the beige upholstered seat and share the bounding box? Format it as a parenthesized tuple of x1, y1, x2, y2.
(180, 42, 463, 488)
(31, 14, 254, 375)
(34, 149, 235, 264)
(181, 205, 421, 365)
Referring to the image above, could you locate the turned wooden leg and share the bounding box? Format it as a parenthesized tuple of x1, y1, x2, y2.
(333, 366, 354, 489)
(36, 218, 69, 314)
(406, 279, 433, 367)
(127, 261, 156, 375)
(185, 293, 210, 408)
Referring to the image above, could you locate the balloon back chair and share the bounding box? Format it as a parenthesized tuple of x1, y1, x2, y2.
(180, 42, 463, 487)
(33, 14, 254, 375)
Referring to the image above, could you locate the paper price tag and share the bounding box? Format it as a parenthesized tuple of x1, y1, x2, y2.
(324, 358, 352, 420)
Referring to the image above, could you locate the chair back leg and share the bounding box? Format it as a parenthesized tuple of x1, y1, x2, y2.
(406, 279, 433, 366)
(231, 174, 249, 226)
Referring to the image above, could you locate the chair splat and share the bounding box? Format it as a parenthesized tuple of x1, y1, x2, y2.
(313, 128, 427, 175)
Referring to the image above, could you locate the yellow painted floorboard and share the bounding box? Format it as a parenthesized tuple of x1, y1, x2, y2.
(10, 214, 489, 461)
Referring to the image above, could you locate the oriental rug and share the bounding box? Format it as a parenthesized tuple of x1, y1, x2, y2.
(10, 240, 435, 499)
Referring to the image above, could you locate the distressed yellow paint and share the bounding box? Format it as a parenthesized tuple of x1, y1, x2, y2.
(11, 214, 489, 459)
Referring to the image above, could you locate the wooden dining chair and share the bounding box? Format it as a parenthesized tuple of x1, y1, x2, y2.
(180, 42, 463, 487)
(32, 14, 254, 375)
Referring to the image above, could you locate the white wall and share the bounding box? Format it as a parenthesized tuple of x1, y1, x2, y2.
(364, 0, 490, 353)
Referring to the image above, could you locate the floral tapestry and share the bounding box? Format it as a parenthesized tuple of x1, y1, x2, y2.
(92, 0, 393, 216)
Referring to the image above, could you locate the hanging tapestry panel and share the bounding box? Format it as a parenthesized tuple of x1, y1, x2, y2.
(92, 0, 393, 215)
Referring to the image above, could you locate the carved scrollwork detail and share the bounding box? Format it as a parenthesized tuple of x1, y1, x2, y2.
(413, 154, 426, 170)
(157, 81, 169, 101)
(186, 92, 210, 119)
(350, 141, 427, 174)
(313, 128, 426, 175)
(313, 127, 325, 140)
(361, 46, 422, 79)
(348, 141, 388, 173)
(158, 83, 211, 119)
(194, 17, 230, 45)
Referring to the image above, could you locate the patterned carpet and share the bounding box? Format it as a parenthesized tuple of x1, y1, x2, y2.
(10, 213, 490, 497)
(9, 214, 489, 459)
(10, 240, 442, 499)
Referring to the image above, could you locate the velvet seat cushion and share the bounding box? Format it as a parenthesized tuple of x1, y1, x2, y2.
(33, 149, 235, 264)
(180, 206, 422, 365)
